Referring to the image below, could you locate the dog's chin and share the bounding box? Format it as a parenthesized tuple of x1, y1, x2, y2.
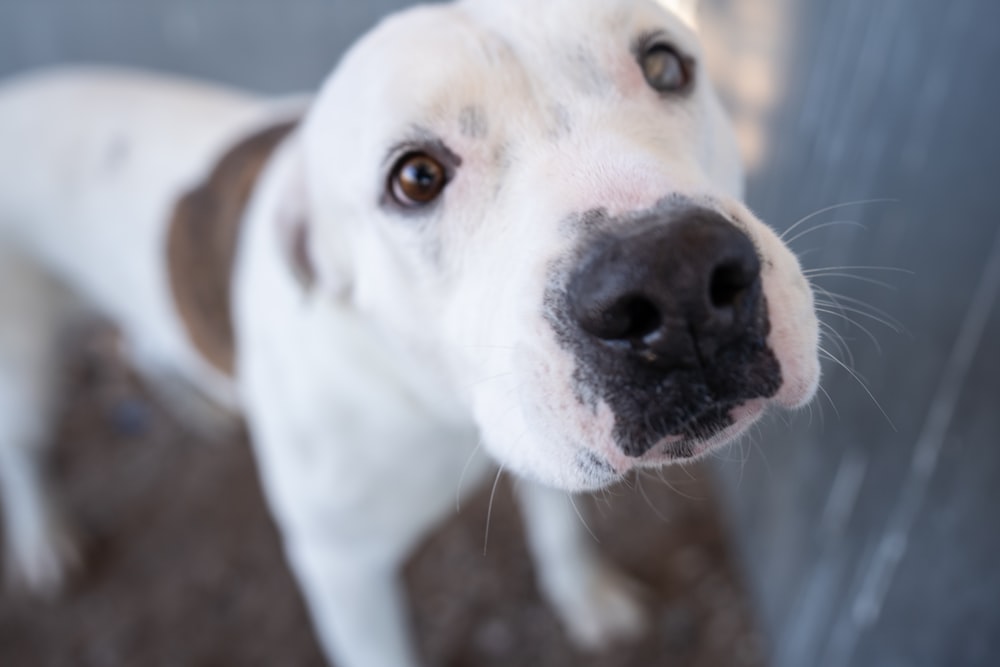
(571, 399, 769, 489)
(635, 398, 768, 465)
(470, 340, 807, 492)
(478, 394, 771, 494)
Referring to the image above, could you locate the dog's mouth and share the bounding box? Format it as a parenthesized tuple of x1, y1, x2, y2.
(638, 397, 769, 460)
(579, 344, 782, 459)
(575, 398, 769, 486)
(622, 402, 747, 460)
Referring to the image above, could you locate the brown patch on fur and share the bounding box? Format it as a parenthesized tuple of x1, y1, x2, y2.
(167, 120, 297, 377)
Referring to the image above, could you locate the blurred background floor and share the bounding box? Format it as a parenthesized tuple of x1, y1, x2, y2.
(0, 326, 765, 667)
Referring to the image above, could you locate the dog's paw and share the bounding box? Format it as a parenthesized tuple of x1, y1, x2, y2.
(552, 559, 650, 650)
(4, 511, 81, 597)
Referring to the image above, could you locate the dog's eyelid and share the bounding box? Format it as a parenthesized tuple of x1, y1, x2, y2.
(633, 29, 696, 95)
(383, 134, 463, 170)
(632, 29, 669, 58)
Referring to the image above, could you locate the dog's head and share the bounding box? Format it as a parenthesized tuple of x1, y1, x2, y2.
(284, 0, 820, 490)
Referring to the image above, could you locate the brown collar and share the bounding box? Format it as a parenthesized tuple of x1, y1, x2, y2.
(166, 120, 298, 377)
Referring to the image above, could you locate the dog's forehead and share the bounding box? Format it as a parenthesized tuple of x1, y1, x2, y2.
(457, 0, 694, 45)
(317, 0, 699, 133)
(301, 0, 730, 221)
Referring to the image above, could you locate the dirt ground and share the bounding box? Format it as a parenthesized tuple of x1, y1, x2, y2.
(0, 326, 768, 667)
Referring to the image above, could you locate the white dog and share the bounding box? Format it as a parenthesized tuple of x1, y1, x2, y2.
(0, 0, 820, 664)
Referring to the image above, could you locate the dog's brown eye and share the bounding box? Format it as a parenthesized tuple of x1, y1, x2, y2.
(640, 43, 693, 93)
(389, 152, 447, 207)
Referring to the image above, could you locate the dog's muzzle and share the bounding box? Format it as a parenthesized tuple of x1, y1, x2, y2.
(553, 208, 783, 458)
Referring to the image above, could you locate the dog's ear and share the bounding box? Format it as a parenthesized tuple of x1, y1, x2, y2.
(275, 150, 317, 291)
(274, 141, 352, 300)
(658, 0, 700, 27)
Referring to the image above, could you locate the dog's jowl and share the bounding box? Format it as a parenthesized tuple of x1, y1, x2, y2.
(0, 0, 819, 665)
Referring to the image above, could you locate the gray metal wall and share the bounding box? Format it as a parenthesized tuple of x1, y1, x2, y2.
(0, 0, 408, 93)
(711, 1, 1000, 666)
(2, 1, 997, 666)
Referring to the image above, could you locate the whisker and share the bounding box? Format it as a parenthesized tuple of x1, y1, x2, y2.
(592, 485, 613, 517)
(815, 392, 828, 429)
(738, 437, 750, 490)
(818, 319, 856, 367)
(483, 465, 506, 556)
(819, 349, 897, 431)
(815, 307, 885, 353)
(816, 382, 842, 421)
(815, 302, 902, 335)
(496, 387, 526, 420)
(780, 198, 898, 241)
(751, 435, 773, 482)
(806, 272, 899, 290)
(568, 494, 600, 543)
(677, 461, 698, 482)
(653, 466, 704, 502)
(803, 265, 913, 276)
(813, 289, 907, 332)
(813, 284, 904, 353)
(636, 472, 670, 523)
(463, 371, 514, 390)
(455, 440, 484, 512)
(803, 396, 818, 430)
(784, 219, 868, 245)
(598, 478, 622, 510)
(740, 424, 765, 489)
(795, 248, 823, 263)
(709, 439, 749, 464)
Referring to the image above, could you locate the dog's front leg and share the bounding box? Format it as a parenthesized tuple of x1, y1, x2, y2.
(516, 481, 649, 649)
(285, 536, 420, 667)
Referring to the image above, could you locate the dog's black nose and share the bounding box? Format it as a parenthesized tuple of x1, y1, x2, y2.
(568, 209, 762, 370)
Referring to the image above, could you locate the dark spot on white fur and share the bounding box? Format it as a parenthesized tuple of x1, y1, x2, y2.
(459, 106, 489, 140)
(287, 218, 317, 289)
(566, 46, 610, 95)
(577, 450, 620, 484)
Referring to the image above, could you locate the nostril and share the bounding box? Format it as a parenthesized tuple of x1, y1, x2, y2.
(709, 260, 758, 309)
(581, 294, 662, 342)
(616, 295, 662, 341)
(567, 210, 764, 352)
